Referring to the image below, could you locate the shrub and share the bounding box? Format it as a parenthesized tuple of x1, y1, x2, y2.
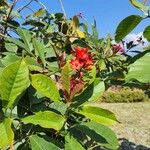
(101, 86, 149, 103)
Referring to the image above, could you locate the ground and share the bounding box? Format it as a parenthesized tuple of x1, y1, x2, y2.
(97, 102, 150, 150)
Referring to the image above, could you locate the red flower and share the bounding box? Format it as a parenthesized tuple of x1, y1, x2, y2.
(112, 44, 124, 54)
(70, 47, 93, 71)
(71, 58, 83, 71)
(74, 47, 88, 60)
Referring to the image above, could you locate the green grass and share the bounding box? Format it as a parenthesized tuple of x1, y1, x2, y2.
(95, 102, 150, 149)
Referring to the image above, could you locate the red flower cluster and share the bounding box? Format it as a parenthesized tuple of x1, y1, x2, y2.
(70, 47, 93, 71)
(112, 44, 124, 54)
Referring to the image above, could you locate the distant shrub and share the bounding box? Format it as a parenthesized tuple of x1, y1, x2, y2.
(101, 86, 149, 103)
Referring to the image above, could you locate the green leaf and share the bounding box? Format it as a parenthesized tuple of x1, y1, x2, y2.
(88, 79, 105, 102)
(115, 15, 143, 42)
(33, 8, 46, 18)
(76, 104, 118, 125)
(143, 25, 150, 42)
(129, 0, 150, 11)
(0, 59, 30, 108)
(30, 135, 60, 150)
(17, 27, 33, 53)
(22, 111, 65, 130)
(31, 74, 60, 102)
(1, 54, 20, 66)
(5, 42, 18, 52)
(73, 16, 79, 29)
(74, 122, 119, 150)
(61, 62, 71, 94)
(32, 38, 46, 66)
(0, 118, 14, 149)
(6, 37, 25, 49)
(65, 134, 85, 150)
(24, 56, 43, 72)
(126, 52, 150, 83)
(49, 101, 67, 115)
(23, 20, 45, 28)
(88, 66, 96, 84)
(72, 79, 105, 107)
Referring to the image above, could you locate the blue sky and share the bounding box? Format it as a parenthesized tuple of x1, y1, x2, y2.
(16, 0, 150, 37)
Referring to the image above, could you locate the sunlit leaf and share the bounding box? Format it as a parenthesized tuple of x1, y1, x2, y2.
(72, 79, 105, 107)
(22, 111, 65, 130)
(126, 52, 150, 83)
(17, 27, 33, 53)
(31, 74, 60, 102)
(65, 134, 85, 150)
(74, 122, 119, 150)
(129, 0, 150, 11)
(0, 59, 30, 108)
(76, 104, 118, 125)
(32, 38, 46, 67)
(33, 8, 46, 18)
(61, 62, 71, 95)
(30, 135, 60, 150)
(0, 118, 14, 149)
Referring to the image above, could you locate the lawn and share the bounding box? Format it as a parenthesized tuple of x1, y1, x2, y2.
(97, 102, 150, 150)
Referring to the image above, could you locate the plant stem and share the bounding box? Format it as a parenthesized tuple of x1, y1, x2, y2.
(58, 0, 67, 19)
(17, 0, 33, 13)
(10, 143, 14, 150)
(4, 0, 18, 35)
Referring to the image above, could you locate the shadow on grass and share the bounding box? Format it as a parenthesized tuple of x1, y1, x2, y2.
(119, 138, 150, 150)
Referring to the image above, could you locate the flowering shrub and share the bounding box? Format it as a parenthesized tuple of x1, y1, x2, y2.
(0, 0, 149, 149)
(0, 1, 120, 150)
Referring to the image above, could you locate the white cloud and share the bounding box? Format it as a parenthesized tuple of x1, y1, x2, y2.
(122, 32, 150, 56)
(124, 32, 149, 46)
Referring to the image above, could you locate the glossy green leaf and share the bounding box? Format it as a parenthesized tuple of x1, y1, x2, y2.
(75, 122, 119, 150)
(61, 62, 71, 94)
(22, 111, 65, 130)
(5, 42, 18, 52)
(129, 0, 150, 11)
(30, 135, 60, 150)
(6, 37, 25, 49)
(0, 118, 14, 149)
(88, 79, 105, 102)
(0, 59, 30, 108)
(76, 104, 118, 125)
(65, 134, 85, 150)
(126, 52, 150, 83)
(72, 79, 105, 107)
(115, 15, 143, 42)
(17, 27, 32, 53)
(32, 38, 46, 66)
(24, 56, 43, 71)
(31, 74, 60, 102)
(143, 25, 150, 41)
(1, 54, 20, 66)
